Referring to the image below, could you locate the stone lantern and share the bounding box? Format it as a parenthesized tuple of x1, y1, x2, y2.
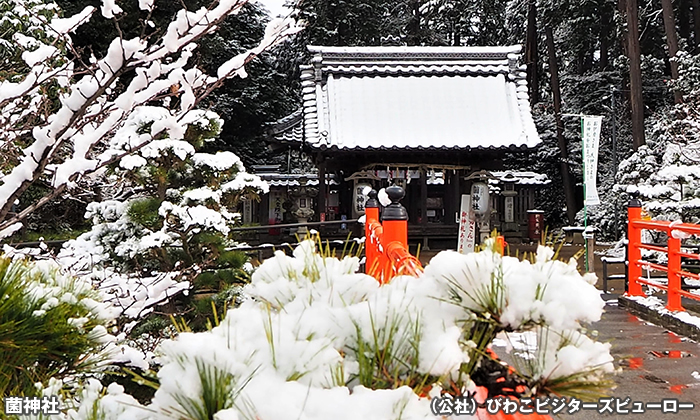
(501, 172, 518, 232)
(289, 176, 318, 234)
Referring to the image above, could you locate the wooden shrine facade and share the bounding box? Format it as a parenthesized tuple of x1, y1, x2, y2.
(265, 45, 546, 245)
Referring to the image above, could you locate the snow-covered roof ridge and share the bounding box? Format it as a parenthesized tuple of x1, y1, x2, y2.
(267, 107, 303, 135)
(271, 45, 541, 151)
(490, 171, 552, 186)
(307, 45, 523, 59)
(256, 171, 340, 187)
(306, 45, 522, 77)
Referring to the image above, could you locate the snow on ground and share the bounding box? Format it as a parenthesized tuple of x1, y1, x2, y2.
(625, 295, 700, 329)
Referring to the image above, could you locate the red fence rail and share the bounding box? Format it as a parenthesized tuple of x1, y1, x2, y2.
(364, 187, 423, 283)
(627, 198, 700, 311)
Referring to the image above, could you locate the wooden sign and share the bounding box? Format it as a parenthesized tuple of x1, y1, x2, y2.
(458, 194, 476, 254)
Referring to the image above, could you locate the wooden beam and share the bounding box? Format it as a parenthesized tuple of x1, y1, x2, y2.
(420, 167, 428, 226)
(454, 170, 460, 225)
(318, 157, 326, 221)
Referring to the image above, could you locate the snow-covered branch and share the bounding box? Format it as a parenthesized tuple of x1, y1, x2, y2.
(0, 0, 303, 237)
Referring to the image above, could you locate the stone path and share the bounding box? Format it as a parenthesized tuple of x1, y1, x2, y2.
(569, 297, 699, 419)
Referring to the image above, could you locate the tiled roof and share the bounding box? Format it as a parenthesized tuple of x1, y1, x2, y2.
(270, 46, 541, 151)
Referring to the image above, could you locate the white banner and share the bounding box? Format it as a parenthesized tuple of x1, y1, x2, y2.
(582, 115, 603, 206)
(458, 195, 476, 254)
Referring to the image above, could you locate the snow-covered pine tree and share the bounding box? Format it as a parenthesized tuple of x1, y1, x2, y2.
(614, 51, 700, 224)
(59, 104, 270, 333)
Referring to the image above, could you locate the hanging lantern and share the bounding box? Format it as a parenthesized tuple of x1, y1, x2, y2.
(352, 181, 372, 219)
(470, 182, 490, 216)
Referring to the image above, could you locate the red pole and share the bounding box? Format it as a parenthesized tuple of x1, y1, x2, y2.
(365, 211, 379, 275)
(381, 185, 409, 283)
(382, 220, 407, 249)
(627, 197, 645, 297)
(497, 235, 506, 255)
(667, 235, 684, 312)
(364, 190, 380, 278)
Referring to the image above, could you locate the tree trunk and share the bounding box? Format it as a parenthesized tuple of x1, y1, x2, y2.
(545, 26, 578, 225)
(406, 0, 421, 46)
(618, 0, 629, 57)
(526, 0, 539, 103)
(582, 41, 595, 74)
(600, 2, 612, 70)
(693, 0, 700, 51)
(576, 47, 585, 75)
(626, 0, 646, 149)
(661, 0, 684, 103)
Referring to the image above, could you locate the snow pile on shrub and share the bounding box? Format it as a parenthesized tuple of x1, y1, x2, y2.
(424, 245, 604, 330)
(59, 240, 613, 420)
(0, 252, 149, 390)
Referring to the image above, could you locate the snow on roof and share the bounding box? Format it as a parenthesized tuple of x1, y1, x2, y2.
(490, 171, 551, 186)
(257, 172, 339, 187)
(269, 45, 540, 151)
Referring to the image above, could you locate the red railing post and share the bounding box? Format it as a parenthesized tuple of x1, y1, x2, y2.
(497, 235, 506, 255)
(364, 189, 380, 275)
(363, 185, 423, 283)
(381, 185, 408, 248)
(627, 196, 645, 297)
(381, 185, 409, 282)
(667, 235, 684, 312)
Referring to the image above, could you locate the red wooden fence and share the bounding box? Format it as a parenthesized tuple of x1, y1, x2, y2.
(627, 197, 700, 311)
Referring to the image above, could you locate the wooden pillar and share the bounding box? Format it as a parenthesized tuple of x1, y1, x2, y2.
(420, 167, 428, 226)
(446, 170, 460, 225)
(443, 171, 452, 226)
(448, 169, 462, 225)
(318, 157, 326, 221)
(260, 193, 269, 225)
